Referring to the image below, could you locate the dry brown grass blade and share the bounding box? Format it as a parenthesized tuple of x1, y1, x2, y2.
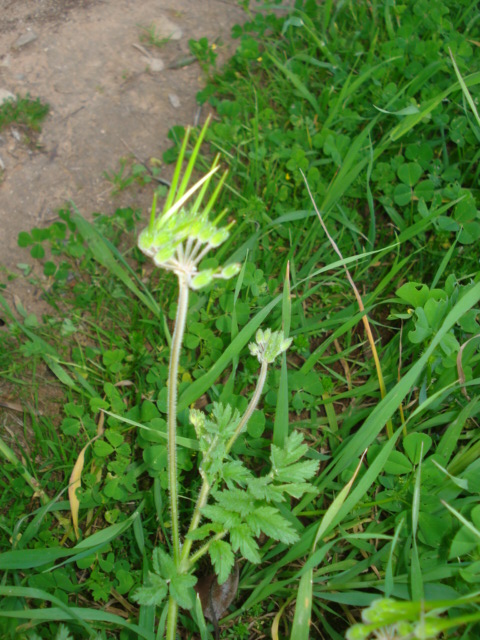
(301, 169, 394, 438)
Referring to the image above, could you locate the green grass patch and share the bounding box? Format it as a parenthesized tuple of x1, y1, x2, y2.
(1, 0, 480, 638)
(0, 94, 49, 134)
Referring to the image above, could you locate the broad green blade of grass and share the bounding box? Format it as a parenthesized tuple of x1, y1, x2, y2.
(290, 568, 313, 640)
(0, 503, 142, 570)
(411, 450, 424, 600)
(385, 517, 405, 598)
(15, 487, 69, 549)
(0, 591, 155, 640)
(191, 596, 209, 640)
(300, 428, 402, 534)
(317, 280, 480, 489)
(71, 208, 163, 319)
(442, 501, 480, 541)
(0, 586, 94, 634)
(450, 49, 480, 127)
(310, 453, 366, 547)
(0, 546, 73, 570)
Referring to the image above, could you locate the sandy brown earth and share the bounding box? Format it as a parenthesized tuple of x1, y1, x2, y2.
(0, 0, 245, 315)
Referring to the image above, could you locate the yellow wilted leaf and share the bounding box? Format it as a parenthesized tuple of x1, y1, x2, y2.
(68, 436, 99, 539)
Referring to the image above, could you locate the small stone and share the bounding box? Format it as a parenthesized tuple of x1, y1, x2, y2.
(13, 30, 38, 49)
(0, 89, 16, 106)
(148, 57, 165, 72)
(168, 93, 180, 109)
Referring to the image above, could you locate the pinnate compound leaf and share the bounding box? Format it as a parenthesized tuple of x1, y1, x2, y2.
(215, 488, 256, 517)
(247, 477, 285, 502)
(278, 481, 318, 499)
(186, 522, 224, 542)
(201, 504, 242, 529)
(131, 572, 168, 606)
(170, 573, 198, 609)
(221, 461, 253, 488)
(275, 459, 319, 483)
(230, 525, 261, 564)
(209, 540, 235, 585)
(271, 431, 309, 469)
(247, 506, 299, 544)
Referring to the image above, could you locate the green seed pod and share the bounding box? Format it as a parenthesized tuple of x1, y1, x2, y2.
(220, 263, 241, 279)
(152, 231, 172, 248)
(138, 228, 156, 256)
(209, 227, 229, 247)
(153, 244, 175, 265)
(198, 222, 215, 244)
(190, 269, 214, 290)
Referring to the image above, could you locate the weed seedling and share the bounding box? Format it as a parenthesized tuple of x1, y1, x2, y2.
(138, 24, 172, 49)
(0, 94, 49, 134)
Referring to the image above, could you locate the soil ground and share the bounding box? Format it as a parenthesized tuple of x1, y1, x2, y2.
(0, 0, 245, 316)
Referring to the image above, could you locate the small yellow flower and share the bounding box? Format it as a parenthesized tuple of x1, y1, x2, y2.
(211, 43, 217, 50)
(257, 56, 262, 62)
(286, 173, 291, 181)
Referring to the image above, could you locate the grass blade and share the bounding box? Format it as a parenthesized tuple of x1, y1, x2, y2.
(290, 568, 313, 640)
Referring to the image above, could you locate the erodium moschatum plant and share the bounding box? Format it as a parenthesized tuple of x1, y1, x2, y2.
(133, 118, 319, 640)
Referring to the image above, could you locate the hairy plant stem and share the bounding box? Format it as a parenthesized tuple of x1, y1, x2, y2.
(166, 596, 179, 640)
(166, 272, 189, 640)
(180, 359, 269, 570)
(225, 359, 268, 455)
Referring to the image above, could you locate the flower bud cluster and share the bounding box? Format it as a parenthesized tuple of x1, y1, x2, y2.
(248, 328, 293, 364)
(138, 205, 240, 289)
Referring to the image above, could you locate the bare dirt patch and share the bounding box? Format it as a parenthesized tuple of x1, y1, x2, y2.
(0, 0, 244, 315)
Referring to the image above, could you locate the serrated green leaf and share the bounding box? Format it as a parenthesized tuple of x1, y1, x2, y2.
(153, 548, 176, 580)
(209, 540, 235, 585)
(201, 504, 242, 529)
(247, 507, 298, 544)
(186, 522, 224, 542)
(278, 482, 318, 499)
(275, 459, 319, 483)
(248, 477, 285, 502)
(271, 431, 308, 470)
(131, 572, 168, 606)
(216, 489, 256, 517)
(221, 461, 253, 488)
(56, 624, 73, 640)
(170, 574, 197, 609)
(230, 526, 261, 564)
